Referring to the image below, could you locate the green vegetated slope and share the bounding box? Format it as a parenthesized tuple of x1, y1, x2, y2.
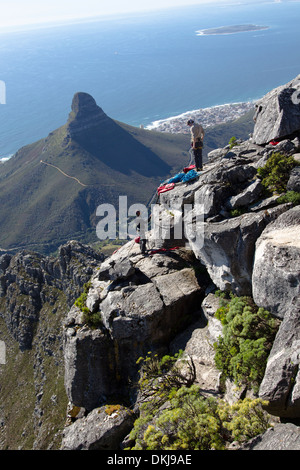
(0, 93, 254, 254)
(0, 295, 68, 450)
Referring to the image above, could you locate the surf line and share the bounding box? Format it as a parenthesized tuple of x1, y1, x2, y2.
(40, 160, 88, 187)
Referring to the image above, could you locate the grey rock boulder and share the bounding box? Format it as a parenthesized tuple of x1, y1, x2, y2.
(186, 204, 290, 295)
(61, 405, 135, 450)
(195, 183, 231, 220)
(252, 207, 300, 418)
(98, 257, 135, 281)
(258, 295, 300, 418)
(252, 75, 300, 145)
(252, 206, 300, 320)
(63, 308, 115, 410)
(287, 166, 300, 192)
(227, 179, 263, 210)
(241, 423, 300, 450)
(201, 293, 223, 344)
(170, 317, 221, 398)
(63, 243, 207, 410)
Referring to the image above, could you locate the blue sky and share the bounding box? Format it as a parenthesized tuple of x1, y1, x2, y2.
(0, 0, 273, 28)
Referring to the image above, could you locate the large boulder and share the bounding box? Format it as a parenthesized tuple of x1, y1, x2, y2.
(61, 405, 135, 450)
(252, 207, 300, 418)
(63, 310, 115, 411)
(186, 204, 290, 295)
(241, 423, 300, 450)
(252, 75, 300, 145)
(227, 179, 263, 210)
(258, 296, 300, 418)
(252, 206, 300, 319)
(287, 166, 300, 192)
(170, 294, 222, 397)
(63, 243, 208, 410)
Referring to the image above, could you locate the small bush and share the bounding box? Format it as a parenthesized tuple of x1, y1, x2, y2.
(257, 152, 298, 194)
(129, 346, 272, 450)
(229, 136, 238, 149)
(214, 295, 280, 392)
(75, 282, 103, 328)
(230, 207, 246, 218)
(75, 282, 91, 312)
(130, 385, 271, 450)
(136, 350, 195, 412)
(84, 311, 103, 328)
(277, 191, 300, 206)
(105, 404, 122, 416)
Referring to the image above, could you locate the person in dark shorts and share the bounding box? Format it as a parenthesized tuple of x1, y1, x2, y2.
(187, 119, 205, 171)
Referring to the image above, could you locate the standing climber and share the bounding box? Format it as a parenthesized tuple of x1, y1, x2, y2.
(187, 119, 205, 171)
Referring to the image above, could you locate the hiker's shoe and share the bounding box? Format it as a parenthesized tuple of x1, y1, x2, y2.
(196, 167, 202, 172)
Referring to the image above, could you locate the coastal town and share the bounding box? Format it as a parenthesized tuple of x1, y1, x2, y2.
(145, 101, 256, 134)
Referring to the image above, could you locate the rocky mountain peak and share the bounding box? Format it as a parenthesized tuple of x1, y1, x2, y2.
(67, 91, 111, 138)
(70, 92, 102, 117)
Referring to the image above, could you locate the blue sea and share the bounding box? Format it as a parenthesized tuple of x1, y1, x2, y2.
(0, 1, 300, 159)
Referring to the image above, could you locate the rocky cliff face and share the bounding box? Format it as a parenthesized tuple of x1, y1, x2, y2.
(60, 76, 300, 451)
(1, 77, 300, 450)
(63, 246, 210, 412)
(0, 241, 103, 351)
(0, 241, 103, 449)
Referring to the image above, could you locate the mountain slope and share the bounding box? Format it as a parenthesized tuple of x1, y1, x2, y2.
(0, 93, 190, 253)
(0, 93, 254, 254)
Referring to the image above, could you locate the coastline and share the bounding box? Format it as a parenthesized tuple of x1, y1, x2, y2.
(0, 154, 13, 163)
(145, 101, 256, 134)
(0, 102, 256, 162)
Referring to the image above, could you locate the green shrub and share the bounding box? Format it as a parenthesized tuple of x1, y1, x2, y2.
(214, 296, 280, 392)
(129, 346, 272, 450)
(277, 191, 300, 206)
(128, 308, 276, 450)
(75, 282, 103, 328)
(229, 136, 238, 149)
(130, 385, 270, 450)
(257, 152, 298, 194)
(230, 207, 246, 218)
(75, 282, 91, 313)
(218, 397, 271, 443)
(84, 311, 103, 328)
(136, 350, 195, 412)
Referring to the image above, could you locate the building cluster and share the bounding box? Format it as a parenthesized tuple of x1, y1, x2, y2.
(146, 101, 255, 134)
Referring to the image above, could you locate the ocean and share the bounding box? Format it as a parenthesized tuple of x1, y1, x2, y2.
(0, 1, 300, 159)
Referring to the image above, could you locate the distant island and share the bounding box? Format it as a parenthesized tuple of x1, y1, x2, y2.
(196, 24, 269, 36)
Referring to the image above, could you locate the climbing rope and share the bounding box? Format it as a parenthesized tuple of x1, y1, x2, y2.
(40, 160, 88, 187)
